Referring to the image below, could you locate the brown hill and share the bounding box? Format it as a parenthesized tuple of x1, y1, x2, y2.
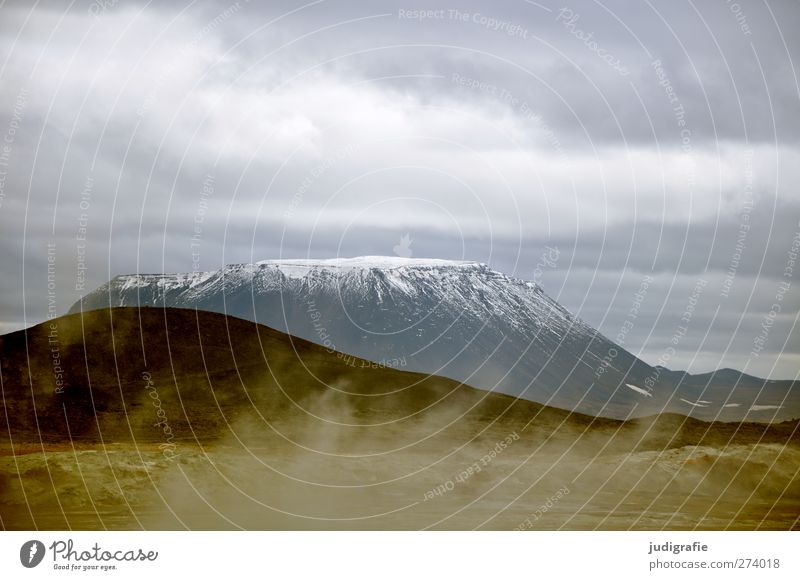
(2, 308, 798, 531)
(0, 307, 794, 451)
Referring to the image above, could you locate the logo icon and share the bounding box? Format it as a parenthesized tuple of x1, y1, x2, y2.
(20, 540, 46, 568)
(393, 233, 413, 258)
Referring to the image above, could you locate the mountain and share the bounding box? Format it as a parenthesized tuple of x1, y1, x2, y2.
(8, 305, 773, 446)
(2, 307, 798, 531)
(5, 306, 792, 444)
(69, 257, 799, 421)
(0, 306, 553, 446)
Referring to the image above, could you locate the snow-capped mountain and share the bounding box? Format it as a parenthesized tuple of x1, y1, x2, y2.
(70, 257, 798, 421)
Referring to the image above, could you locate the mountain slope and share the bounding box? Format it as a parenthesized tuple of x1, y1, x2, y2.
(69, 257, 799, 421)
(4, 306, 795, 447)
(3, 306, 601, 450)
(1, 307, 797, 531)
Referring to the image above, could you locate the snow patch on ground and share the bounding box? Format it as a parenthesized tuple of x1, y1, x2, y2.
(680, 398, 711, 408)
(625, 383, 652, 397)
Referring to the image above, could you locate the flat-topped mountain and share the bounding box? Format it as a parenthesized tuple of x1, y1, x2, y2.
(69, 257, 799, 421)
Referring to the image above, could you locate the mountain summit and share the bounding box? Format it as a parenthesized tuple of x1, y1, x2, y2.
(70, 256, 798, 421)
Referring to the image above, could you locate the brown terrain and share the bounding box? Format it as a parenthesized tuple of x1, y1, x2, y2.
(1, 307, 798, 530)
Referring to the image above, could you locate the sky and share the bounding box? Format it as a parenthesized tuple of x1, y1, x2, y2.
(0, 0, 797, 378)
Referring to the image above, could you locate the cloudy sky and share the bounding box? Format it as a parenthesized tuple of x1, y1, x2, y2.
(0, 0, 797, 378)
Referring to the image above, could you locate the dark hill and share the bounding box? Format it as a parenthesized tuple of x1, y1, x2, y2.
(0, 308, 795, 452)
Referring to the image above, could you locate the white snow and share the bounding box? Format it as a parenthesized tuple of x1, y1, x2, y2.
(256, 256, 480, 272)
(624, 383, 652, 397)
(117, 271, 216, 291)
(680, 398, 710, 408)
(93, 256, 580, 339)
(69, 257, 797, 421)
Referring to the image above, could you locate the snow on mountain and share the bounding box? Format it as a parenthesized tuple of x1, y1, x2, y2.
(70, 257, 798, 421)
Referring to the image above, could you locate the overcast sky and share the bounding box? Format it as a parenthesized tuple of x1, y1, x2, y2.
(0, 0, 797, 378)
